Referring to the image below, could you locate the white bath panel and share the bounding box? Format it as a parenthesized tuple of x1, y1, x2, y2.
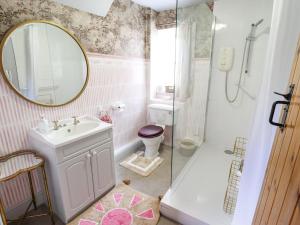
(161, 143, 233, 225)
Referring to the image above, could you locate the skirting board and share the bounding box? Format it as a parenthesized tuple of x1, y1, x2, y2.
(5, 191, 45, 220)
(114, 138, 143, 162)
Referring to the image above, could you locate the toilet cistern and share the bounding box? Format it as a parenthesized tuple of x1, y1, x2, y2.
(138, 104, 179, 159)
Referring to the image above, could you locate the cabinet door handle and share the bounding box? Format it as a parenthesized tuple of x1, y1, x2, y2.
(86, 153, 92, 159)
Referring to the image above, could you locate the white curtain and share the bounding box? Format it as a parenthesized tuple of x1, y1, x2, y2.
(175, 22, 196, 101)
(175, 22, 204, 143)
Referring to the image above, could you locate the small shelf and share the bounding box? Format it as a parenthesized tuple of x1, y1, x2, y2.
(233, 137, 247, 159)
(0, 151, 43, 182)
(224, 160, 242, 214)
(223, 137, 247, 215)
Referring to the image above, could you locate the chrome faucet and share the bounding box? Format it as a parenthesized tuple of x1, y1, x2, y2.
(72, 116, 80, 125)
(53, 120, 62, 130)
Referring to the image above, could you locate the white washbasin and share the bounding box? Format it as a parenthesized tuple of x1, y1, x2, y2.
(47, 121, 99, 139)
(30, 115, 112, 147)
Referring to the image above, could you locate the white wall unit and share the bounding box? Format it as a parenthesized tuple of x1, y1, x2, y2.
(30, 128, 115, 223)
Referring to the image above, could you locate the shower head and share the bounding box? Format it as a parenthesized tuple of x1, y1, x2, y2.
(253, 19, 264, 27)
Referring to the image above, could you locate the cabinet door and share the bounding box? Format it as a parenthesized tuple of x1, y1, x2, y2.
(91, 142, 116, 198)
(58, 152, 94, 220)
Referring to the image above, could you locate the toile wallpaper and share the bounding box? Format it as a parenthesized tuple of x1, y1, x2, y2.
(156, 10, 176, 29)
(177, 4, 214, 58)
(0, 0, 214, 59)
(0, 0, 151, 58)
(155, 4, 214, 59)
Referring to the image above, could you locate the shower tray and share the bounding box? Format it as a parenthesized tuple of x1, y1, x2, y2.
(161, 143, 234, 225)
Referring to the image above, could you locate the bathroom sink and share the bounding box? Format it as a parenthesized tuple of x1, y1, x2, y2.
(47, 121, 99, 139)
(30, 115, 112, 147)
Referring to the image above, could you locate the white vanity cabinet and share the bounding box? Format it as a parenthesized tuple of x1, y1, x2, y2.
(58, 151, 95, 220)
(91, 142, 115, 198)
(29, 122, 115, 224)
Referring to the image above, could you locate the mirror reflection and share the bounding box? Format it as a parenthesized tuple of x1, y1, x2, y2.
(1, 21, 88, 106)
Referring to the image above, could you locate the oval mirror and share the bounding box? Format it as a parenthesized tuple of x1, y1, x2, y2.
(0, 20, 89, 107)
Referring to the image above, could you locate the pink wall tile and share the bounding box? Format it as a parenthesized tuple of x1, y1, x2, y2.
(0, 53, 148, 209)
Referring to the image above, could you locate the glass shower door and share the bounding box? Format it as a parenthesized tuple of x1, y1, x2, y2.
(172, 1, 215, 182)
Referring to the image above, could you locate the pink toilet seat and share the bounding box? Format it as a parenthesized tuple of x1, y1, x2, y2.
(138, 125, 164, 138)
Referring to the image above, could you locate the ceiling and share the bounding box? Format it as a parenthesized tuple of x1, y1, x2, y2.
(54, 0, 208, 17)
(132, 0, 205, 11)
(54, 0, 114, 16)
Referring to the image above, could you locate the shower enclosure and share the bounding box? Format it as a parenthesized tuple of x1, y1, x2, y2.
(165, 0, 274, 224)
(172, 1, 214, 181)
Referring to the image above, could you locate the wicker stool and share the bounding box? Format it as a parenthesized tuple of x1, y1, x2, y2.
(0, 150, 55, 225)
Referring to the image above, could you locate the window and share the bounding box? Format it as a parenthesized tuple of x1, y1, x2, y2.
(150, 28, 176, 100)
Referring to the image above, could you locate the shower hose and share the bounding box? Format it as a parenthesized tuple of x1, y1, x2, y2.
(225, 39, 249, 103)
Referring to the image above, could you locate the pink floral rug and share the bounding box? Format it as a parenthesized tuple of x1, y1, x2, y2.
(68, 183, 160, 225)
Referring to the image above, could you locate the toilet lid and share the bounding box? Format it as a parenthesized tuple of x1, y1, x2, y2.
(138, 125, 164, 138)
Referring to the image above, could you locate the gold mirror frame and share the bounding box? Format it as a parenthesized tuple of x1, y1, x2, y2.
(0, 20, 89, 107)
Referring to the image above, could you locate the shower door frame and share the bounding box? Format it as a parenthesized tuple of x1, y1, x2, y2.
(170, 4, 217, 185)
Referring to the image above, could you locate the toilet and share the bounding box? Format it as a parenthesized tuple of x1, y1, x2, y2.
(138, 104, 177, 159)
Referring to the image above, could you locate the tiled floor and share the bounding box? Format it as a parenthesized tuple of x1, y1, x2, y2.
(12, 145, 180, 225)
(9, 206, 63, 225)
(116, 145, 172, 197)
(171, 145, 193, 181)
(115, 145, 180, 225)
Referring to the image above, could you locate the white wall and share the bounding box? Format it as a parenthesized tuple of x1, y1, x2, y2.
(205, 0, 274, 148)
(233, 0, 300, 224)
